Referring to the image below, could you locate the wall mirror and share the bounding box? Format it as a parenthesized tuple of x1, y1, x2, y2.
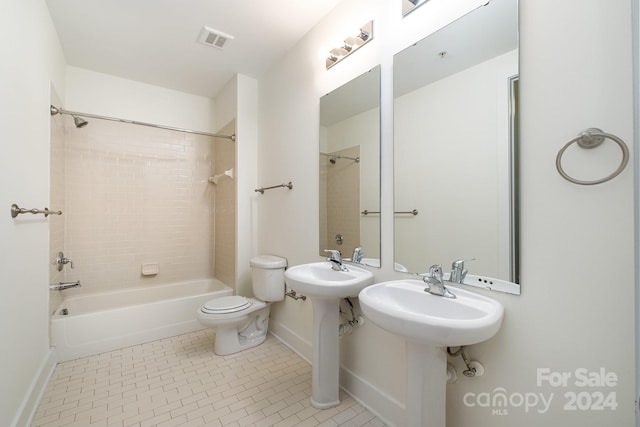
(394, 0, 520, 285)
(319, 66, 381, 266)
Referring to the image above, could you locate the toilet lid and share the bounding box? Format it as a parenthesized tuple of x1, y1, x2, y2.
(201, 296, 252, 314)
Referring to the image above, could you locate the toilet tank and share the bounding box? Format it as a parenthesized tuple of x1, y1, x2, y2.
(250, 255, 287, 302)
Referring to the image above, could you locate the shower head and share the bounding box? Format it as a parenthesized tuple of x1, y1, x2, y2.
(50, 105, 89, 128)
(73, 116, 88, 128)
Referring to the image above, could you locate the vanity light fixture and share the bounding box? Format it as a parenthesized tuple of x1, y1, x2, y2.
(326, 21, 374, 69)
(403, 0, 431, 16)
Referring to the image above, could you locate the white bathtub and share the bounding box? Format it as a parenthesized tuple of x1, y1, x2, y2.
(51, 278, 232, 362)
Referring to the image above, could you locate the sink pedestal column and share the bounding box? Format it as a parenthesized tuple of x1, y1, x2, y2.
(310, 298, 341, 409)
(406, 341, 447, 427)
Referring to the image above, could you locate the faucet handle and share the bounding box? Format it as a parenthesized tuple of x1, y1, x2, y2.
(428, 264, 443, 279)
(450, 258, 475, 283)
(351, 246, 364, 263)
(452, 257, 475, 269)
(55, 251, 74, 271)
(324, 249, 342, 262)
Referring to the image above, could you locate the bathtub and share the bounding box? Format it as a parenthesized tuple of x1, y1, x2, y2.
(51, 278, 232, 362)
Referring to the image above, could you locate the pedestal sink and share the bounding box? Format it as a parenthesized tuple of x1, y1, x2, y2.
(285, 262, 374, 409)
(359, 279, 504, 427)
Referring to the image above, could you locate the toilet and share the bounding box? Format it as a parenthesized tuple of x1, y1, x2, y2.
(197, 255, 287, 355)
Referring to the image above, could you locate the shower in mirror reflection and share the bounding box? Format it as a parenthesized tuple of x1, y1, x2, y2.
(318, 66, 381, 264)
(320, 152, 360, 164)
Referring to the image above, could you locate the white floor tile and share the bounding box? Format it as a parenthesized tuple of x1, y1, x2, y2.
(31, 330, 388, 427)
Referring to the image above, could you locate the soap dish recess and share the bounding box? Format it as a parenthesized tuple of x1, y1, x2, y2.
(142, 263, 159, 276)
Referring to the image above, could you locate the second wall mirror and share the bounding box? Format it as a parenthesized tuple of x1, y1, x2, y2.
(319, 66, 381, 266)
(394, 0, 519, 284)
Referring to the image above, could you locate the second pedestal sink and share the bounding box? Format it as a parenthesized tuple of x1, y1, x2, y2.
(359, 279, 504, 427)
(285, 262, 374, 409)
(359, 279, 504, 347)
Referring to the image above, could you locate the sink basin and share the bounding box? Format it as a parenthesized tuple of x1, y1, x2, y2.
(285, 262, 374, 299)
(358, 279, 503, 346)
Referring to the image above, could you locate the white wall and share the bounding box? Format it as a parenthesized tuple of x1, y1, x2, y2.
(0, 0, 66, 425)
(260, 0, 635, 426)
(215, 75, 237, 132)
(235, 74, 260, 298)
(65, 66, 216, 133)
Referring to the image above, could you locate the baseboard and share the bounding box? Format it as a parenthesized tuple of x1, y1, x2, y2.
(269, 320, 404, 426)
(340, 365, 404, 427)
(268, 320, 312, 363)
(11, 348, 57, 427)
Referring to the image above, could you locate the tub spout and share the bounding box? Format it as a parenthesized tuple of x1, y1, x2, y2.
(50, 281, 81, 291)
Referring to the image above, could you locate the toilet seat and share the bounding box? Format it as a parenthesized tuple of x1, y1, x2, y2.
(201, 296, 252, 315)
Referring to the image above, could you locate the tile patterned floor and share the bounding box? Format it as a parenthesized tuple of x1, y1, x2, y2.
(31, 330, 387, 427)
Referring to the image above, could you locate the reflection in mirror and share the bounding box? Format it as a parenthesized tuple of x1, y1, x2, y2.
(394, 0, 519, 285)
(320, 66, 381, 266)
(402, 0, 430, 17)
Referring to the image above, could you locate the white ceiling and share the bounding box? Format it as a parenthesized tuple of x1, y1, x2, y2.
(46, 0, 343, 98)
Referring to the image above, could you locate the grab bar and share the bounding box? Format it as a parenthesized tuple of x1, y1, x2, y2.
(11, 204, 62, 218)
(255, 182, 293, 194)
(361, 209, 418, 216)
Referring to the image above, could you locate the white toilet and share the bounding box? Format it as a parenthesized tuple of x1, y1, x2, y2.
(197, 255, 286, 355)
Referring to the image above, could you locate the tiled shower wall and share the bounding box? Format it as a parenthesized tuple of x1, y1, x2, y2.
(51, 116, 236, 297)
(321, 146, 361, 256)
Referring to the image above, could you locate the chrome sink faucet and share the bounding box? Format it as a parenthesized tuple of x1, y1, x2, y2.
(324, 249, 348, 271)
(422, 265, 456, 299)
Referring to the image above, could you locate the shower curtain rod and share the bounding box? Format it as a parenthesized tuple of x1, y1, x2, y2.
(320, 152, 360, 162)
(50, 105, 236, 141)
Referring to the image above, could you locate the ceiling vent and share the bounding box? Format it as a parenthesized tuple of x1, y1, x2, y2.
(198, 26, 234, 50)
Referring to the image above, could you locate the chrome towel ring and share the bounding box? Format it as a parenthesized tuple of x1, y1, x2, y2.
(555, 128, 629, 185)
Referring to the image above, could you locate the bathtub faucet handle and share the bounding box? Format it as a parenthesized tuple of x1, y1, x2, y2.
(56, 251, 74, 271)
